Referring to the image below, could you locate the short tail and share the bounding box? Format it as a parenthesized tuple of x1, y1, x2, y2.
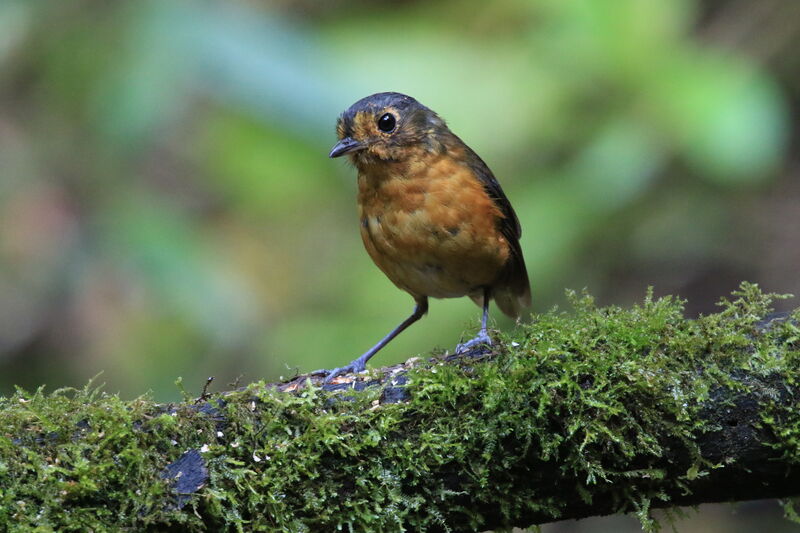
(493, 280, 531, 319)
(496, 237, 531, 319)
(470, 258, 531, 319)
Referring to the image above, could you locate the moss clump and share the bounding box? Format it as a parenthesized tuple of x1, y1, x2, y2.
(0, 283, 798, 531)
(0, 382, 218, 531)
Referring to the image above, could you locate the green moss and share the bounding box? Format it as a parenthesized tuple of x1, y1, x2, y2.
(1, 283, 798, 531)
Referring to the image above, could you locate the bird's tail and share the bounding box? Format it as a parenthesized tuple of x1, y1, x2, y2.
(494, 242, 532, 319)
(470, 267, 531, 320)
(493, 281, 531, 320)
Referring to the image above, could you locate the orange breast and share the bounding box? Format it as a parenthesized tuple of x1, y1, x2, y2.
(356, 154, 510, 299)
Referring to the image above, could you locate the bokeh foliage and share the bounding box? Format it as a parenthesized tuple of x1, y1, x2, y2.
(0, 0, 797, 405)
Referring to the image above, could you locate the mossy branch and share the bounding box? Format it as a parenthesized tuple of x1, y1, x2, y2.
(2, 283, 800, 532)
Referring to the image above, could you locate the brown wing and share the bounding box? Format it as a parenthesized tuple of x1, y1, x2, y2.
(460, 142, 531, 318)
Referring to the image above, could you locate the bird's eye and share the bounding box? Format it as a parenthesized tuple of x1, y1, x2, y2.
(377, 113, 397, 133)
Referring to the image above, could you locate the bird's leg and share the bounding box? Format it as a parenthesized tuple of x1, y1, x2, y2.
(323, 297, 429, 383)
(456, 288, 493, 353)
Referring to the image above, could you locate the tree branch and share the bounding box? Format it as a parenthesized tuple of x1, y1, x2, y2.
(2, 284, 799, 531)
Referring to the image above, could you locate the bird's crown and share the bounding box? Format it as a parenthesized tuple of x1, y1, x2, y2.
(330, 92, 447, 161)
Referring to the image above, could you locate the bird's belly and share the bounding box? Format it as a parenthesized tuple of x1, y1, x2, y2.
(359, 206, 509, 299)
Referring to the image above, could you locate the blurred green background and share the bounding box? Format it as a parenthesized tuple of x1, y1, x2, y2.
(1, 0, 799, 529)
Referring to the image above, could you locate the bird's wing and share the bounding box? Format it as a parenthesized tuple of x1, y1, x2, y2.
(462, 143, 531, 316)
(460, 143, 521, 241)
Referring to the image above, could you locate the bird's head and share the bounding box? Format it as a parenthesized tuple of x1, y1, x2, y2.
(329, 92, 447, 164)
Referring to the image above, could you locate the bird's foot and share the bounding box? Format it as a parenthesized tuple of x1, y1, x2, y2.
(455, 330, 493, 354)
(319, 357, 368, 385)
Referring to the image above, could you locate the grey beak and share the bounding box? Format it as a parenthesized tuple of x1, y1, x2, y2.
(329, 137, 364, 158)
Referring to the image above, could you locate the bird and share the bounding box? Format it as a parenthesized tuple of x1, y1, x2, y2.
(323, 92, 530, 382)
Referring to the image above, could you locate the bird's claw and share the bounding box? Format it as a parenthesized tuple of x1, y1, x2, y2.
(455, 330, 492, 354)
(321, 358, 367, 385)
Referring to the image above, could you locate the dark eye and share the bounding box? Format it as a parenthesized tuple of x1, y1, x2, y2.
(377, 113, 396, 133)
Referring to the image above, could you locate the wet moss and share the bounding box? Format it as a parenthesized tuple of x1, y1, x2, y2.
(0, 283, 798, 531)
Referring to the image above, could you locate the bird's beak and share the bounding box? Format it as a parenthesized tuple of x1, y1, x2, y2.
(329, 137, 364, 158)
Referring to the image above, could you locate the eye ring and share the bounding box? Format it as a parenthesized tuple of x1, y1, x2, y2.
(377, 113, 397, 133)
